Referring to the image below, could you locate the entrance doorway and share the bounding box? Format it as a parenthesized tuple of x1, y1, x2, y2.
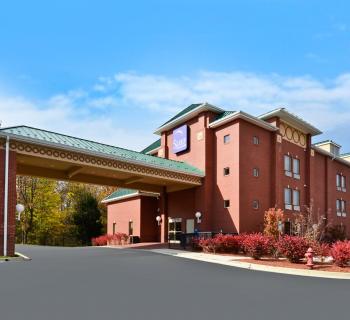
(168, 218, 182, 243)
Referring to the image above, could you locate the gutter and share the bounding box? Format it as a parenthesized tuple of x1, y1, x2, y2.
(209, 111, 279, 131)
(3, 136, 9, 256)
(0, 132, 204, 179)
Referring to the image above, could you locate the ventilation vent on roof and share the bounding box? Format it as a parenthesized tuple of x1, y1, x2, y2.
(315, 140, 341, 157)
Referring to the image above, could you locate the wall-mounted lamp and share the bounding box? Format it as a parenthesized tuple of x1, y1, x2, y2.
(156, 215, 162, 226)
(16, 204, 25, 221)
(195, 211, 202, 224)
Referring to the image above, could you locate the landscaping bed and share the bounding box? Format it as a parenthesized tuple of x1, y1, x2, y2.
(238, 257, 350, 273)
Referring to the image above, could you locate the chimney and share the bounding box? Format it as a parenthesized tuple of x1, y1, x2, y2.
(314, 140, 341, 157)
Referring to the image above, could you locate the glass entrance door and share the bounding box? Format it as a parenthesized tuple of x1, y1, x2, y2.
(168, 218, 182, 243)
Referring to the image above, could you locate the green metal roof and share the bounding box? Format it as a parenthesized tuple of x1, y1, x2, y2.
(159, 103, 202, 127)
(211, 111, 236, 123)
(0, 125, 204, 176)
(141, 139, 161, 154)
(103, 188, 138, 202)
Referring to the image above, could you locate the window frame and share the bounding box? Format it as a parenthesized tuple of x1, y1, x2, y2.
(252, 200, 259, 210)
(253, 167, 260, 177)
(223, 134, 231, 144)
(284, 155, 292, 177)
(223, 167, 230, 176)
(224, 199, 230, 208)
(341, 175, 347, 192)
(253, 136, 260, 145)
(284, 188, 292, 210)
(292, 158, 300, 180)
(292, 189, 300, 211)
(336, 174, 342, 191)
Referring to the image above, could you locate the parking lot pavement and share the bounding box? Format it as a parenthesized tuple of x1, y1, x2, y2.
(0, 245, 349, 320)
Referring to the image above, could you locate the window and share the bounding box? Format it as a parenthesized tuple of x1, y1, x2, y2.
(224, 200, 230, 208)
(341, 176, 347, 192)
(293, 190, 300, 211)
(253, 168, 259, 177)
(112, 222, 116, 235)
(284, 155, 292, 177)
(336, 199, 346, 217)
(253, 200, 259, 209)
(253, 136, 259, 145)
(336, 174, 342, 191)
(224, 134, 230, 144)
(284, 188, 292, 210)
(293, 158, 300, 179)
(223, 167, 230, 176)
(336, 199, 341, 215)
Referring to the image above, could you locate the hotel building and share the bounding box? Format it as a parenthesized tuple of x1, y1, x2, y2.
(103, 104, 350, 242)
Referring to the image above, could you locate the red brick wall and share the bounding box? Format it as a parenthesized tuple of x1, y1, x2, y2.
(0, 149, 17, 256)
(239, 120, 273, 233)
(107, 197, 141, 237)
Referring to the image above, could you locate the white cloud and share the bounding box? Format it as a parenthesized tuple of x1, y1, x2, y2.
(2, 70, 350, 152)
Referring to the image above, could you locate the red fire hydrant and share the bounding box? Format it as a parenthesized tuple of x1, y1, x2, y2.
(305, 247, 314, 270)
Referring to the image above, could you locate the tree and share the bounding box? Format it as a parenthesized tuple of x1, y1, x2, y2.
(72, 189, 103, 245)
(263, 208, 285, 239)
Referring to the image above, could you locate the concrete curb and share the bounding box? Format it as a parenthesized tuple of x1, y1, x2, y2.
(148, 249, 350, 280)
(14, 252, 32, 261)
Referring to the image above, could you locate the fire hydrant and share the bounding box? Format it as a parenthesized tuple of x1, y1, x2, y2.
(305, 247, 314, 270)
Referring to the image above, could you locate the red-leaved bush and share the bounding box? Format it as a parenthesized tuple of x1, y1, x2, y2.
(277, 236, 309, 263)
(330, 241, 350, 267)
(310, 241, 331, 260)
(242, 233, 274, 259)
(214, 234, 243, 253)
(91, 235, 108, 246)
(92, 233, 129, 246)
(198, 238, 220, 253)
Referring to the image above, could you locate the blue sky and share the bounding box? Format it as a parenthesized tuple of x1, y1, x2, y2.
(0, 0, 350, 151)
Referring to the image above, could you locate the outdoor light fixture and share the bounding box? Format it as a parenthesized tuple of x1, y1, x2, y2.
(156, 215, 162, 226)
(195, 211, 202, 223)
(16, 204, 25, 221)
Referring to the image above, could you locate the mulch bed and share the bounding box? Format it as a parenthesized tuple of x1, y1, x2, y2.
(238, 258, 350, 273)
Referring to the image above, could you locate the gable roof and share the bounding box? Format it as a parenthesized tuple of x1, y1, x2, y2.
(101, 188, 159, 203)
(0, 125, 204, 177)
(141, 139, 161, 154)
(259, 108, 322, 136)
(154, 103, 224, 135)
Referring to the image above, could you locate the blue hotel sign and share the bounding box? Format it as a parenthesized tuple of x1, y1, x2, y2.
(173, 125, 188, 153)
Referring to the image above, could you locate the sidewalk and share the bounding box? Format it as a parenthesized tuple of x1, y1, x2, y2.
(147, 248, 350, 280)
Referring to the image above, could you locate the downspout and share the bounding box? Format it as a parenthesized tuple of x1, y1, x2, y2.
(3, 136, 9, 256)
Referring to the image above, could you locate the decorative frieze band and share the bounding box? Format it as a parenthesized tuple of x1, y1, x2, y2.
(0, 139, 202, 185)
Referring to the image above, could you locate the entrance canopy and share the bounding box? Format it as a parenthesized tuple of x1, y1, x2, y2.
(0, 126, 204, 193)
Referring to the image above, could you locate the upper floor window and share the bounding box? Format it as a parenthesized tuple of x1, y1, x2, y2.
(293, 158, 300, 180)
(284, 188, 292, 210)
(342, 176, 347, 192)
(253, 168, 260, 177)
(253, 136, 259, 145)
(336, 199, 347, 217)
(223, 167, 230, 176)
(253, 200, 259, 209)
(284, 155, 292, 177)
(336, 174, 341, 191)
(336, 174, 347, 192)
(224, 134, 230, 144)
(293, 190, 300, 211)
(224, 200, 230, 208)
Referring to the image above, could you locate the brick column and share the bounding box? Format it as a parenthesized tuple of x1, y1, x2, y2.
(0, 149, 17, 256)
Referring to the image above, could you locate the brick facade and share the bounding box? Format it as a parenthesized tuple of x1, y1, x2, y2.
(107, 107, 350, 241)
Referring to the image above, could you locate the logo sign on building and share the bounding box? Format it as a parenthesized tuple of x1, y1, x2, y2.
(173, 125, 188, 153)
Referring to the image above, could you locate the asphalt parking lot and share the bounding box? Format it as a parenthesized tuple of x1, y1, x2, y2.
(0, 245, 349, 320)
